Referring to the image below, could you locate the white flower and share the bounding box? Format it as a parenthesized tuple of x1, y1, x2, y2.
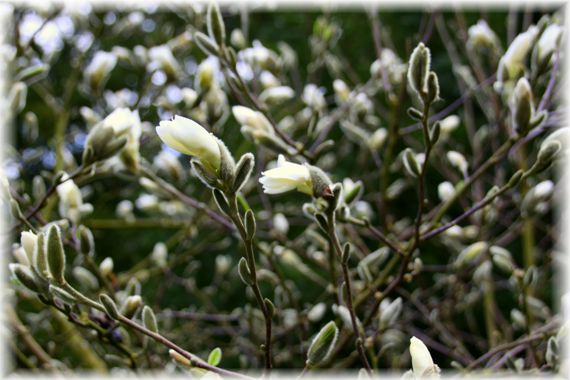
(116, 200, 134, 219)
(497, 26, 538, 81)
(272, 213, 289, 235)
(537, 24, 563, 64)
(99, 257, 114, 276)
(370, 128, 388, 150)
(333, 79, 350, 103)
(20, 231, 37, 261)
(155, 115, 221, 173)
(410, 336, 440, 378)
(467, 20, 500, 51)
(232, 106, 273, 133)
(302, 84, 326, 112)
(100, 108, 142, 171)
(151, 242, 168, 268)
(259, 155, 312, 195)
(135, 194, 159, 211)
(181, 87, 198, 107)
(195, 57, 218, 91)
(85, 51, 117, 89)
(260, 71, 280, 89)
(148, 45, 181, 79)
(447, 151, 468, 176)
(259, 86, 295, 104)
(437, 181, 455, 202)
(439, 115, 460, 135)
(57, 174, 92, 223)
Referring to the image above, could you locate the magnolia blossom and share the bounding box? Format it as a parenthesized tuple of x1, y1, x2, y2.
(537, 24, 563, 64)
(155, 115, 221, 173)
(148, 45, 181, 79)
(467, 20, 500, 51)
(259, 86, 295, 104)
(85, 51, 117, 89)
(57, 174, 92, 223)
(447, 151, 468, 176)
(409, 336, 440, 378)
(260, 71, 280, 89)
(99, 108, 142, 170)
(20, 231, 37, 261)
(437, 181, 455, 202)
(497, 26, 538, 81)
(232, 106, 273, 133)
(259, 155, 312, 195)
(302, 84, 326, 112)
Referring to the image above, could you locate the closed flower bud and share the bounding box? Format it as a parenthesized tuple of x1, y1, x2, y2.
(439, 115, 460, 135)
(33, 233, 49, 279)
(230, 29, 246, 49)
(467, 20, 501, 52)
(306, 321, 339, 367)
(143, 306, 159, 333)
(156, 116, 221, 174)
(10, 263, 41, 293)
(148, 45, 181, 80)
(447, 151, 468, 176)
(490, 245, 514, 274)
(99, 257, 114, 276)
(195, 31, 219, 56)
(511, 77, 534, 135)
(10, 81, 27, 113)
(408, 42, 431, 98)
(403, 148, 422, 177)
(100, 294, 120, 319)
(20, 230, 37, 262)
(259, 86, 295, 104)
(497, 26, 538, 83)
(536, 23, 563, 66)
(272, 213, 289, 235)
(85, 51, 117, 91)
(302, 84, 326, 112)
(151, 242, 168, 268)
(46, 225, 66, 285)
(72, 267, 99, 290)
(536, 140, 561, 169)
(456, 241, 488, 267)
(410, 336, 440, 377)
(438, 181, 455, 202)
(259, 155, 313, 195)
(333, 79, 351, 104)
(57, 174, 92, 223)
(232, 106, 273, 134)
(379, 297, 403, 330)
(207, 2, 225, 46)
(121, 295, 142, 319)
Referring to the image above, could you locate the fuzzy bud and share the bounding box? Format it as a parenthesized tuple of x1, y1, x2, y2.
(306, 321, 339, 367)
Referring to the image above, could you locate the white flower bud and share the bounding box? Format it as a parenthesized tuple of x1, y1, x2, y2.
(260, 71, 280, 89)
(181, 88, 198, 107)
(85, 51, 117, 91)
(497, 26, 538, 82)
(410, 336, 440, 377)
(272, 213, 289, 235)
(195, 58, 218, 91)
(230, 29, 246, 49)
(135, 194, 159, 211)
(232, 106, 273, 133)
(437, 181, 455, 202)
(439, 115, 460, 135)
(369, 128, 388, 150)
(333, 79, 350, 104)
(467, 20, 501, 52)
(57, 175, 90, 223)
(13, 247, 30, 266)
(99, 257, 114, 276)
(302, 84, 326, 112)
(307, 302, 326, 322)
(151, 242, 168, 268)
(259, 155, 312, 195)
(215, 255, 231, 274)
(537, 24, 563, 65)
(148, 45, 181, 80)
(447, 151, 468, 176)
(155, 116, 221, 173)
(20, 231, 37, 262)
(259, 86, 295, 104)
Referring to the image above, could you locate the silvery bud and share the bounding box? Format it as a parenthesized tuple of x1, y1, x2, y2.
(46, 225, 66, 285)
(306, 321, 339, 367)
(455, 241, 488, 268)
(10, 82, 27, 113)
(100, 294, 120, 319)
(379, 297, 403, 330)
(230, 29, 246, 49)
(142, 305, 158, 333)
(511, 77, 534, 135)
(407, 43, 431, 98)
(403, 148, 422, 178)
(207, 3, 225, 46)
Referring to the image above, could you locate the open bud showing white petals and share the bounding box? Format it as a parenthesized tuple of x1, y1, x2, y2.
(85, 51, 117, 91)
(259, 86, 295, 104)
(20, 231, 37, 262)
(100, 257, 114, 276)
(302, 84, 326, 112)
(510, 77, 534, 135)
(536, 24, 563, 66)
(437, 181, 455, 202)
(497, 26, 538, 83)
(439, 115, 460, 136)
(148, 45, 181, 80)
(230, 29, 246, 49)
(232, 106, 273, 134)
(156, 115, 221, 174)
(57, 175, 91, 223)
(467, 20, 501, 53)
(447, 151, 468, 176)
(333, 79, 351, 104)
(410, 336, 440, 378)
(259, 155, 313, 195)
